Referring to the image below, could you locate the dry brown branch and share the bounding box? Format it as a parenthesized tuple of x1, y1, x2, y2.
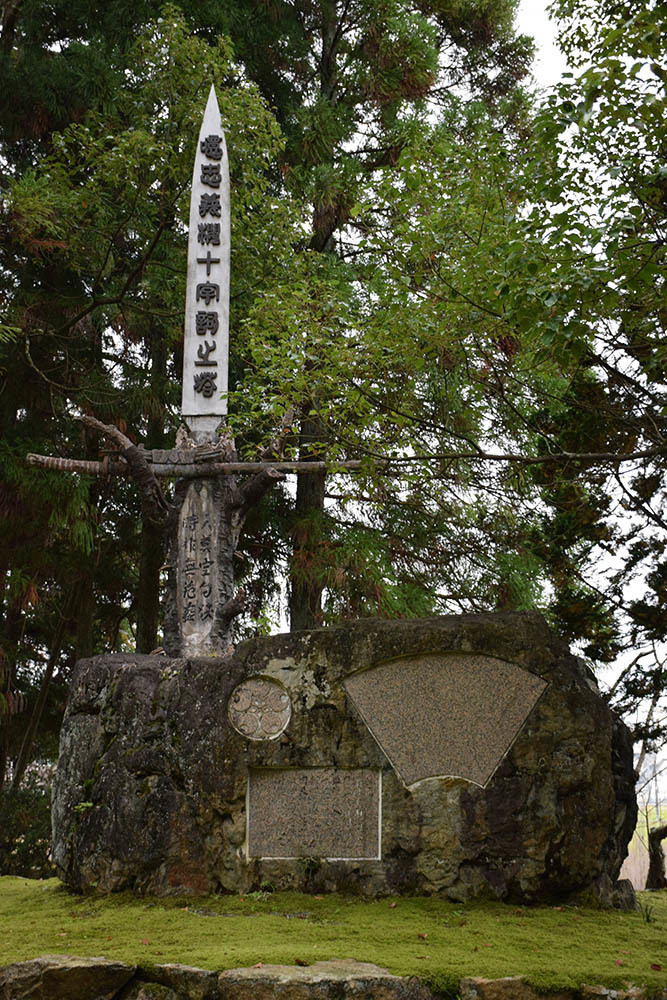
(27, 454, 129, 476)
(218, 589, 246, 631)
(237, 466, 286, 520)
(26, 453, 369, 477)
(74, 415, 170, 525)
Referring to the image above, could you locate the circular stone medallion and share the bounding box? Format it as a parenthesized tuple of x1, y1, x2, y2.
(228, 678, 291, 741)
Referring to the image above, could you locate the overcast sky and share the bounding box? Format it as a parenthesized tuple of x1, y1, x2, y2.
(516, 0, 570, 89)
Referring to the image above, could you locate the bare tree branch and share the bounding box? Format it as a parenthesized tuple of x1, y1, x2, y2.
(605, 649, 652, 701)
(75, 415, 170, 525)
(218, 589, 246, 632)
(635, 686, 662, 780)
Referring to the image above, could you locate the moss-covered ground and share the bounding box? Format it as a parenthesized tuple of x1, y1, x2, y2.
(1, 878, 666, 995)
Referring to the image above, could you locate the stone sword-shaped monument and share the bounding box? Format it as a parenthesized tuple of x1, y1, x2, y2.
(25, 87, 285, 658)
(163, 85, 283, 658)
(38, 88, 636, 906)
(167, 85, 234, 658)
(181, 84, 230, 443)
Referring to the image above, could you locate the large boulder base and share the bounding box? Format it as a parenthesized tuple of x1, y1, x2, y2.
(52, 612, 636, 903)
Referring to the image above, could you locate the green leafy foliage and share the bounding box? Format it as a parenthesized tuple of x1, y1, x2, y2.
(0, 783, 55, 878)
(284, 0, 667, 710)
(0, 6, 296, 785)
(1, 0, 666, 789)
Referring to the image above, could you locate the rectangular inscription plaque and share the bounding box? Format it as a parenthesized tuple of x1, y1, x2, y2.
(247, 768, 381, 860)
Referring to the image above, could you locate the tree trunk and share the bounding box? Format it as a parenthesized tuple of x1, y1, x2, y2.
(136, 328, 167, 653)
(0, 568, 10, 791)
(74, 570, 95, 661)
(0, 724, 8, 795)
(289, 406, 328, 631)
(73, 423, 103, 661)
(289, 462, 327, 631)
(288, 3, 339, 632)
(645, 822, 667, 890)
(9, 614, 66, 792)
(136, 517, 164, 653)
(0, 600, 24, 791)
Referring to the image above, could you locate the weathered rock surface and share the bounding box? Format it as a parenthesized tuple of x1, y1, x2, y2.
(460, 980, 667, 1000)
(117, 961, 220, 999)
(0, 954, 135, 999)
(218, 960, 432, 1000)
(578, 988, 654, 999)
(52, 612, 636, 903)
(1, 959, 665, 1000)
(141, 964, 220, 1000)
(460, 978, 575, 999)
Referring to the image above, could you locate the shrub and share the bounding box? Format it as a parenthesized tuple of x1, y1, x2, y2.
(0, 778, 56, 878)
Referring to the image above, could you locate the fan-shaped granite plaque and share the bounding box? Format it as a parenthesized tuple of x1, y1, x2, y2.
(228, 678, 291, 740)
(247, 767, 380, 860)
(344, 653, 546, 787)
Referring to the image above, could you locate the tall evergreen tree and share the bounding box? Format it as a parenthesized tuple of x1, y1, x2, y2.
(1, 0, 534, 656)
(216, 0, 534, 628)
(0, 8, 293, 787)
(9, 0, 663, 787)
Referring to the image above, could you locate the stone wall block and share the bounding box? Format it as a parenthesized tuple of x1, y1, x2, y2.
(0, 959, 663, 1000)
(0, 954, 135, 1000)
(218, 961, 432, 1000)
(135, 963, 220, 999)
(459, 977, 575, 1000)
(579, 986, 647, 998)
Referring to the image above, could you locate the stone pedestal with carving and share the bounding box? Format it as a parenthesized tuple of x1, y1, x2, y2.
(163, 474, 241, 657)
(52, 612, 636, 905)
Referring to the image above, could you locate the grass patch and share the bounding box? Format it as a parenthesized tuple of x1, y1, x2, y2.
(1, 879, 666, 994)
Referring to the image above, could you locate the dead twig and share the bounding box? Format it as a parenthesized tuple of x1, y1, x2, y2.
(75, 415, 170, 525)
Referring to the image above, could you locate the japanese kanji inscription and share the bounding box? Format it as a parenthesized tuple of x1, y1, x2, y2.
(181, 85, 229, 442)
(177, 481, 219, 653)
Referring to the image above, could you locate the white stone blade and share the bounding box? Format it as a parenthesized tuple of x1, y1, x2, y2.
(181, 85, 230, 443)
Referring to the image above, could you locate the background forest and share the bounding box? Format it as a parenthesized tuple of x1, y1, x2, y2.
(0, 0, 665, 874)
